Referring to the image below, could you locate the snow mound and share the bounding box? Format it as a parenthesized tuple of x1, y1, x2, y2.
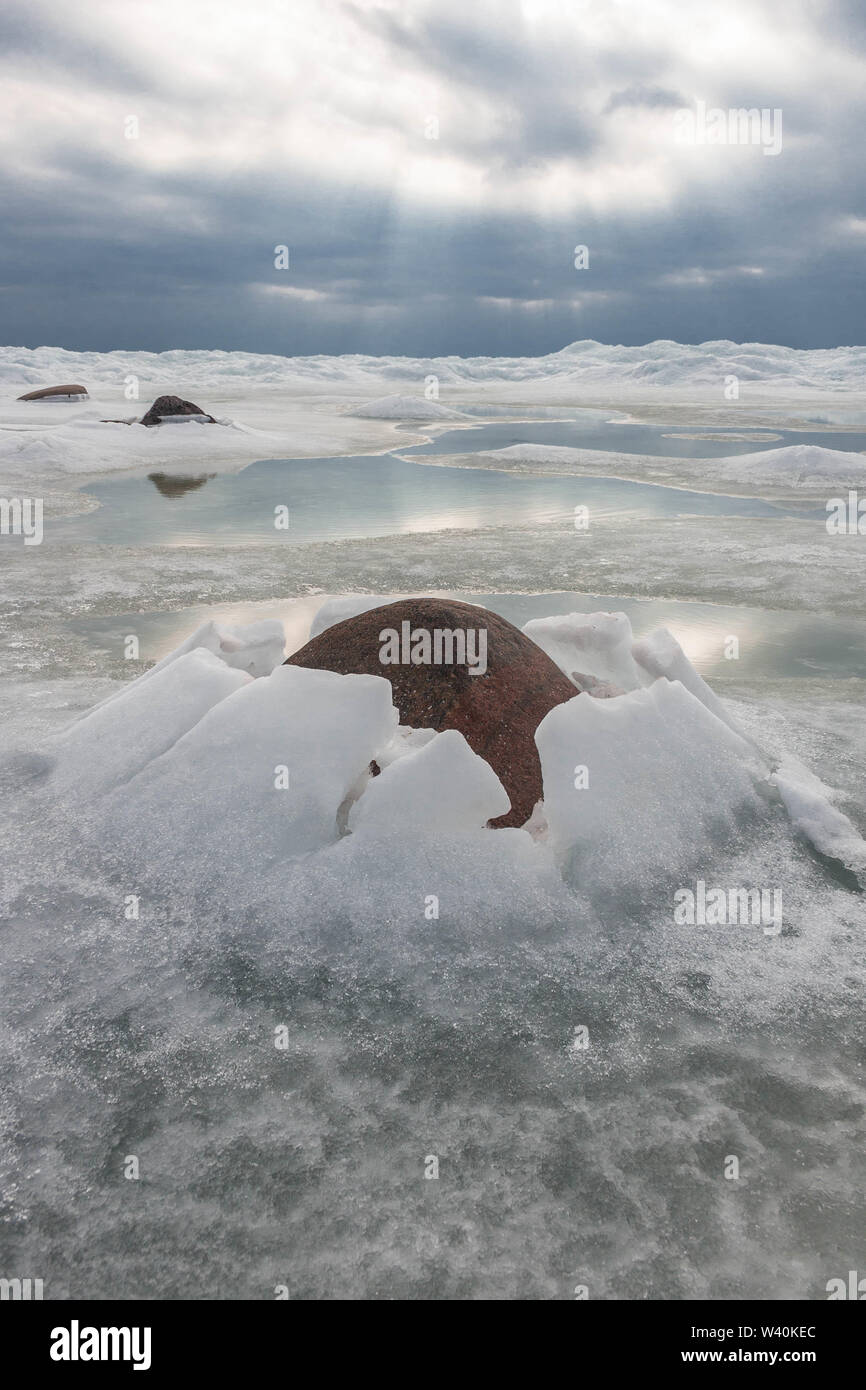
(349, 394, 468, 420)
(631, 627, 746, 738)
(525, 610, 758, 745)
(142, 618, 285, 683)
(0, 411, 270, 479)
(460, 440, 866, 495)
(717, 443, 866, 488)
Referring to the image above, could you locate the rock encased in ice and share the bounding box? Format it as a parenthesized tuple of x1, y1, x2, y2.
(139, 394, 216, 427)
(17, 383, 88, 401)
(286, 598, 577, 828)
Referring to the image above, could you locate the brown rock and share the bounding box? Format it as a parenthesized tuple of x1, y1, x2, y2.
(285, 598, 577, 828)
(17, 383, 88, 401)
(139, 394, 216, 427)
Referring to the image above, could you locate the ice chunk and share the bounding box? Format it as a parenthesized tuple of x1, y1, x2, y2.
(51, 648, 249, 797)
(349, 728, 510, 835)
(536, 680, 761, 890)
(373, 725, 439, 771)
(772, 757, 866, 876)
(101, 665, 398, 876)
(631, 627, 747, 738)
(85, 619, 286, 722)
(523, 611, 643, 691)
(143, 618, 286, 680)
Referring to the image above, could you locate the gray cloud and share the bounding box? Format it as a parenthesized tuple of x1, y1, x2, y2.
(0, 0, 863, 353)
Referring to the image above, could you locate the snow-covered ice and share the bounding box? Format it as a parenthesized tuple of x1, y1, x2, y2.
(348, 394, 468, 420)
(97, 664, 399, 882)
(3, 340, 866, 501)
(417, 440, 866, 499)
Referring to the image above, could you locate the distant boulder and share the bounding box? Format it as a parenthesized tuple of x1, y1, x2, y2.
(139, 394, 216, 427)
(18, 383, 88, 401)
(285, 597, 578, 828)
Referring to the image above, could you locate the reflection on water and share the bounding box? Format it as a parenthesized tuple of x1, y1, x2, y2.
(68, 590, 866, 684)
(53, 451, 816, 548)
(148, 472, 216, 498)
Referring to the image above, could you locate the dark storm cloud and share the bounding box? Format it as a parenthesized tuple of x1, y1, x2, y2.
(1, 0, 864, 353)
(0, 1, 164, 97)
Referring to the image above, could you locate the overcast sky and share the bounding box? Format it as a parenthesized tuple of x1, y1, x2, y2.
(1, 0, 864, 355)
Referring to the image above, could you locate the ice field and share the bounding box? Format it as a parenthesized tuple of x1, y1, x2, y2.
(1, 341, 864, 1299)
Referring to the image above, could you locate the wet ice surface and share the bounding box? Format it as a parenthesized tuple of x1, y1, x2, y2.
(405, 416, 866, 459)
(49, 452, 814, 549)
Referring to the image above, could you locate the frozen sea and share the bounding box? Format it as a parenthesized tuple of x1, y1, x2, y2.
(1, 345, 864, 1301)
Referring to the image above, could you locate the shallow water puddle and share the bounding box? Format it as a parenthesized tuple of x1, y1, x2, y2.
(67, 590, 866, 682)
